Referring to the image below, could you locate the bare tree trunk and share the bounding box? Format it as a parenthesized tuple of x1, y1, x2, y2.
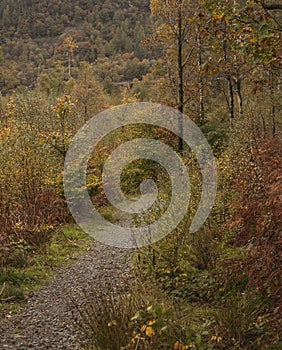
(261, 112, 267, 138)
(222, 21, 234, 130)
(228, 77, 235, 129)
(177, 0, 184, 153)
(197, 28, 205, 124)
(68, 55, 71, 78)
(234, 78, 243, 118)
(271, 102, 276, 138)
(270, 71, 277, 138)
(84, 104, 88, 123)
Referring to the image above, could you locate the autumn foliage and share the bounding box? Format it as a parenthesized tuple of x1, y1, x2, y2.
(0, 100, 68, 267)
(221, 138, 282, 343)
(232, 140, 281, 297)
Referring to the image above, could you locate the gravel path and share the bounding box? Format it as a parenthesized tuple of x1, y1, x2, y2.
(0, 241, 133, 349)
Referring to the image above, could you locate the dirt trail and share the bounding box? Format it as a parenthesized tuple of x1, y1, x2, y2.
(0, 241, 132, 349)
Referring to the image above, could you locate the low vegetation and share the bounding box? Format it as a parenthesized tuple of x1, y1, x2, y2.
(78, 136, 281, 350)
(0, 225, 91, 311)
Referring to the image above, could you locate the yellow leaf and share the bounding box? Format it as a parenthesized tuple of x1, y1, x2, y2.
(147, 319, 156, 326)
(212, 10, 224, 20)
(174, 341, 186, 350)
(108, 320, 117, 327)
(141, 325, 147, 332)
(145, 326, 155, 337)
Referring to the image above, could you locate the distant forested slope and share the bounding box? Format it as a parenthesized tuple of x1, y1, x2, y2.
(0, 0, 152, 93)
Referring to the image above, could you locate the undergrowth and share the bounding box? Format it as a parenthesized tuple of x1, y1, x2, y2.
(77, 138, 281, 350)
(0, 225, 91, 312)
(77, 280, 217, 350)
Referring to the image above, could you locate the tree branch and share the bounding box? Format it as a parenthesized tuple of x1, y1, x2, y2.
(0, 283, 6, 298)
(262, 1, 282, 10)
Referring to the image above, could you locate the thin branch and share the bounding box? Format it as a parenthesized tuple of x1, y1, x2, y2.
(262, 1, 282, 10)
(0, 283, 6, 298)
(183, 96, 190, 106)
(182, 41, 197, 69)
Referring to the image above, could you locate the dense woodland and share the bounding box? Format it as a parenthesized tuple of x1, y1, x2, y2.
(0, 1, 281, 349)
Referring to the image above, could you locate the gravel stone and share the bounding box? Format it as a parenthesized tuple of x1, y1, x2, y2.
(0, 241, 133, 349)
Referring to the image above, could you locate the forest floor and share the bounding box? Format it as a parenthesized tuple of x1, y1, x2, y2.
(0, 240, 133, 350)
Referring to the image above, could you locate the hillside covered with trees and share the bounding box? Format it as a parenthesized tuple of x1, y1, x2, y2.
(0, 1, 281, 349)
(0, 0, 153, 93)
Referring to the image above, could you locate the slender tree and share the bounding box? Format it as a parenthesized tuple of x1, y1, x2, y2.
(151, 0, 198, 151)
(63, 36, 78, 78)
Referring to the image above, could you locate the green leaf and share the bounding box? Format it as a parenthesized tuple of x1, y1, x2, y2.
(195, 334, 203, 347)
(130, 311, 140, 321)
(259, 22, 270, 37)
